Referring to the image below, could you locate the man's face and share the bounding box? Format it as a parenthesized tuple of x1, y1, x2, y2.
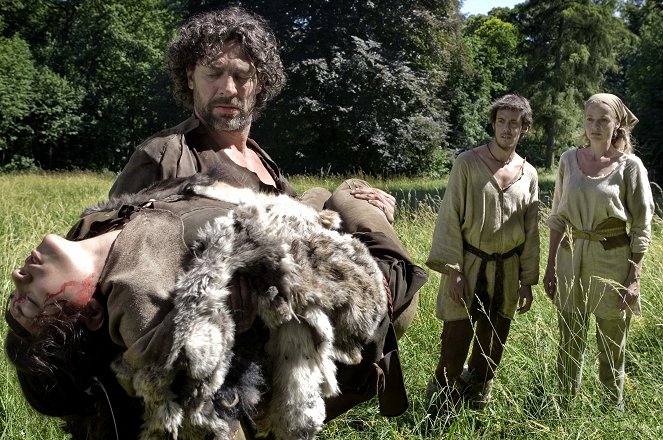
(187, 42, 262, 133)
(492, 109, 528, 150)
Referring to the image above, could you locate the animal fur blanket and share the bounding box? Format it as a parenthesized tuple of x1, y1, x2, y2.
(115, 181, 388, 440)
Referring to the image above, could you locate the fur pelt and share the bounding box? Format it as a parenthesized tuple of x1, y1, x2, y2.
(114, 180, 388, 440)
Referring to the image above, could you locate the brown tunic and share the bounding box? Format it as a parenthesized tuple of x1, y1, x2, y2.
(109, 115, 295, 198)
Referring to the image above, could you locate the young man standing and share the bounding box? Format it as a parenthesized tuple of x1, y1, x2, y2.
(426, 94, 540, 416)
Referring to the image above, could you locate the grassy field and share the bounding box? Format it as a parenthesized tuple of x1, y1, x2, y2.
(0, 171, 661, 439)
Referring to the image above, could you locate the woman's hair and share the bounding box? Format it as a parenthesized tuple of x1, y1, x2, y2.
(5, 303, 143, 439)
(488, 94, 533, 131)
(166, 6, 286, 113)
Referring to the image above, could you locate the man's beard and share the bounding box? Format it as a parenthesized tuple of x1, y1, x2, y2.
(494, 135, 518, 151)
(197, 95, 256, 132)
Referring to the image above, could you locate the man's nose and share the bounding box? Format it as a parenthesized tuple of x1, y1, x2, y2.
(220, 74, 237, 96)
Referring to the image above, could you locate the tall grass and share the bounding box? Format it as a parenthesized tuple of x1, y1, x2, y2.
(0, 172, 661, 439)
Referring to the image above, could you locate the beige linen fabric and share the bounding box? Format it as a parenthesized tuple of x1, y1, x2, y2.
(546, 149, 654, 319)
(427, 150, 540, 321)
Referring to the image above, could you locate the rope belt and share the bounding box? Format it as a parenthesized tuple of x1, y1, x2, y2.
(570, 218, 629, 250)
(463, 241, 524, 317)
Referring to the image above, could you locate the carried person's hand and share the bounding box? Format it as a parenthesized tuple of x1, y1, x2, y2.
(227, 274, 258, 334)
(351, 186, 396, 223)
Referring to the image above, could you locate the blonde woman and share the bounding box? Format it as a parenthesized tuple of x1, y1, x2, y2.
(544, 93, 654, 408)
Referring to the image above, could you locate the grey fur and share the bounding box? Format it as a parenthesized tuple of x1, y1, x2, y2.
(116, 183, 388, 439)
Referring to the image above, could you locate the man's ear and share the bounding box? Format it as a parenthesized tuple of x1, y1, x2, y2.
(521, 124, 530, 135)
(187, 67, 195, 90)
(82, 298, 105, 331)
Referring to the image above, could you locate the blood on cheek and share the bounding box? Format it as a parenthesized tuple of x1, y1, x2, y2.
(36, 273, 98, 319)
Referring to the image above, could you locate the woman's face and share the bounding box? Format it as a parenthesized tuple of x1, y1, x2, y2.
(584, 101, 618, 145)
(8, 234, 98, 334)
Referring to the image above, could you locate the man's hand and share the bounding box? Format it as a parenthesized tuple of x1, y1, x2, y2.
(351, 186, 396, 223)
(517, 285, 533, 314)
(226, 274, 258, 334)
(447, 268, 468, 306)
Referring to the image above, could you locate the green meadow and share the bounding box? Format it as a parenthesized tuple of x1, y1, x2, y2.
(1, 172, 661, 439)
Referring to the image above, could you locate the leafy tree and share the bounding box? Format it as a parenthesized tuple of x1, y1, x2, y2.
(509, 0, 632, 168)
(23, 67, 84, 169)
(241, 0, 456, 176)
(45, 0, 183, 169)
(0, 0, 183, 170)
(0, 34, 35, 162)
(444, 14, 524, 151)
(626, 0, 663, 182)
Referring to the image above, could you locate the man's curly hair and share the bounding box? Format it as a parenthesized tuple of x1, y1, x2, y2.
(166, 7, 286, 112)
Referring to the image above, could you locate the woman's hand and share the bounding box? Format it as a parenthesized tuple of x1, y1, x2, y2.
(517, 285, 533, 314)
(544, 229, 563, 301)
(543, 263, 557, 301)
(619, 254, 644, 311)
(618, 279, 640, 310)
(351, 186, 396, 223)
(447, 268, 469, 306)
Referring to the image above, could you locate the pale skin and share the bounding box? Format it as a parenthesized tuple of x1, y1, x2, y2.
(543, 101, 642, 310)
(449, 108, 533, 314)
(186, 41, 396, 221)
(9, 232, 119, 334)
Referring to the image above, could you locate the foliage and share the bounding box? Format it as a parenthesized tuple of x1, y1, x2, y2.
(0, 0, 662, 179)
(0, 34, 35, 157)
(444, 15, 524, 151)
(246, 0, 455, 176)
(507, 0, 633, 168)
(0, 0, 183, 170)
(625, 1, 663, 183)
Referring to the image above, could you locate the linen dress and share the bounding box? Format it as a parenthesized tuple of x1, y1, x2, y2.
(546, 147, 654, 404)
(546, 148, 653, 319)
(427, 149, 540, 321)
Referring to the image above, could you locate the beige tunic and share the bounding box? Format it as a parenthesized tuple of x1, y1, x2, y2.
(546, 148, 654, 319)
(427, 150, 540, 321)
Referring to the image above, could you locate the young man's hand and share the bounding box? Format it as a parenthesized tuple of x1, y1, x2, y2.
(517, 285, 533, 314)
(447, 268, 469, 306)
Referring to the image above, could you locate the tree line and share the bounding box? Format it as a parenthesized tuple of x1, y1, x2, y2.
(1, 0, 661, 181)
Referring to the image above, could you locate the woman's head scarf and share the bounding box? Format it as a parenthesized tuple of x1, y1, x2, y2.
(585, 93, 638, 130)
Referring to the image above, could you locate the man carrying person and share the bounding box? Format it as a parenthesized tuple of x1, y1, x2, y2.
(105, 5, 426, 437)
(425, 94, 540, 419)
